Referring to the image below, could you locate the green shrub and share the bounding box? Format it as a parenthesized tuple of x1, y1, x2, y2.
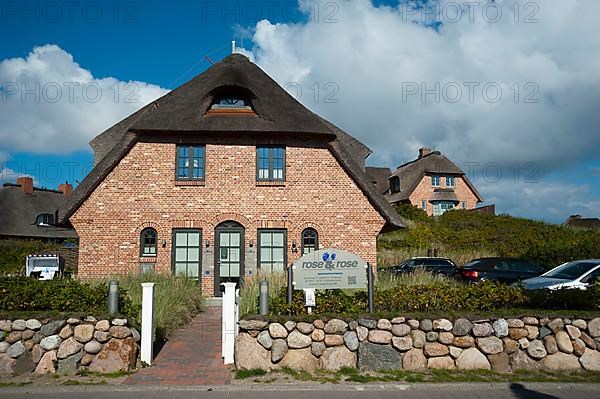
(0, 240, 62, 275)
(378, 210, 600, 267)
(525, 286, 600, 311)
(268, 277, 529, 316)
(0, 277, 135, 318)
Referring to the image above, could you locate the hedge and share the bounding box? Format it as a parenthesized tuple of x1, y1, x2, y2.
(269, 281, 600, 316)
(0, 277, 138, 319)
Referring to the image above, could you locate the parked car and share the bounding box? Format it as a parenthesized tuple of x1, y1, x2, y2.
(457, 257, 545, 284)
(522, 259, 600, 290)
(383, 257, 458, 277)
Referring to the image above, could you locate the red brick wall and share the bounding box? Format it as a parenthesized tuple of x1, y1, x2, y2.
(408, 175, 480, 216)
(70, 141, 386, 295)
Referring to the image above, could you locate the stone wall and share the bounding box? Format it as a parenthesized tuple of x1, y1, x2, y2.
(0, 317, 139, 376)
(235, 316, 600, 373)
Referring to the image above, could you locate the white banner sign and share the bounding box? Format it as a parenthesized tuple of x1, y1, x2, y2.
(292, 249, 367, 290)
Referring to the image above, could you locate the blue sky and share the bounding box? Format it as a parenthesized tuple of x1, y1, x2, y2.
(1, 0, 599, 223)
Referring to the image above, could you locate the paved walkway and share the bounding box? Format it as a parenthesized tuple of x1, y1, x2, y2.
(125, 305, 231, 386)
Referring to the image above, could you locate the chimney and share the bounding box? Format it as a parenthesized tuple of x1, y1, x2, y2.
(16, 176, 34, 194)
(58, 182, 73, 197)
(419, 147, 432, 158)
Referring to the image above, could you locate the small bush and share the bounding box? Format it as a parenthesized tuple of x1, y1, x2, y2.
(0, 277, 135, 318)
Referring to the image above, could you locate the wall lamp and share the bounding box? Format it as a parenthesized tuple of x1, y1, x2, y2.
(205, 240, 211, 248)
(291, 240, 298, 253)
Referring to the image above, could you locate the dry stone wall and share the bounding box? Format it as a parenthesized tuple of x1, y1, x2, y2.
(0, 317, 140, 376)
(236, 316, 600, 372)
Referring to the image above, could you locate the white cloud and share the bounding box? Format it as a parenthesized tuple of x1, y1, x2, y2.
(243, 0, 600, 172)
(238, 0, 600, 221)
(0, 45, 169, 154)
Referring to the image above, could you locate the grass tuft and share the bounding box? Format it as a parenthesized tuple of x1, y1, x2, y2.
(235, 368, 268, 379)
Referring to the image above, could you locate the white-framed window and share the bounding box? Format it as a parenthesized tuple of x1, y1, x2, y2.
(36, 214, 54, 226)
(432, 201, 455, 216)
(258, 229, 287, 272)
(446, 176, 455, 187)
(431, 175, 441, 187)
(462, 201, 467, 209)
(421, 200, 427, 210)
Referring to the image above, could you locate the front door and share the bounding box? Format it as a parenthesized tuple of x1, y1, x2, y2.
(214, 222, 244, 297)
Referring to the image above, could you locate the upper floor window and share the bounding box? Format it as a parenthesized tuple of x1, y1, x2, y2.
(36, 214, 54, 226)
(301, 228, 318, 256)
(390, 176, 400, 193)
(462, 201, 467, 209)
(446, 176, 455, 187)
(421, 200, 427, 210)
(431, 175, 441, 187)
(210, 95, 252, 110)
(257, 146, 285, 181)
(176, 145, 205, 180)
(140, 228, 157, 257)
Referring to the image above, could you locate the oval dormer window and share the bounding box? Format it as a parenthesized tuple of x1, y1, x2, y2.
(36, 214, 54, 226)
(211, 96, 251, 110)
(206, 91, 256, 116)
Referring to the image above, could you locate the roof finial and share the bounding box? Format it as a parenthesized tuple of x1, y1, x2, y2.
(232, 40, 236, 54)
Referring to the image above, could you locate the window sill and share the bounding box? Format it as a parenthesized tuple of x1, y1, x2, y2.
(175, 180, 205, 187)
(256, 180, 286, 187)
(139, 256, 157, 263)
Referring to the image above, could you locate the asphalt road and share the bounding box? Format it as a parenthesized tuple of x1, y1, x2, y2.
(1, 383, 599, 399)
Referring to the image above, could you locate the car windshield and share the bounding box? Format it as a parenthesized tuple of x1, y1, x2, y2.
(544, 262, 599, 280)
(463, 260, 483, 268)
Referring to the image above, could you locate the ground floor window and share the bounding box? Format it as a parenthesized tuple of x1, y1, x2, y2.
(301, 228, 318, 255)
(172, 229, 201, 278)
(258, 229, 287, 272)
(432, 201, 456, 216)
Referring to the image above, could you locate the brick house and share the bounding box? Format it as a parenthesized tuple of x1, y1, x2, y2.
(59, 54, 404, 296)
(0, 177, 76, 242)
(367, 148, 483, 216)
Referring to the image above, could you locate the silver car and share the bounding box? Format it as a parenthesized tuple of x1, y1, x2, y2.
(522, 259, 600, 290)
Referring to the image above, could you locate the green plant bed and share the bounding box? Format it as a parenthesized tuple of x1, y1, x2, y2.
(98, 273, 204, 341)
(0, 277, 136, 318)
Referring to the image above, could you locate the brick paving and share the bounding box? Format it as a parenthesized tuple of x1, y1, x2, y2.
(124, 305, 231, 385)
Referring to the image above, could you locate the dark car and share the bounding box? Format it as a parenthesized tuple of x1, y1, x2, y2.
(385, 257, 458, 277)
(457, 257, 545, 284)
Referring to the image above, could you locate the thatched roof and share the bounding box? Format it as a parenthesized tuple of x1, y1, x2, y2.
(388, 151, 483, 203)
(60, 54, 404, 231)
(0, 184, 77, 239)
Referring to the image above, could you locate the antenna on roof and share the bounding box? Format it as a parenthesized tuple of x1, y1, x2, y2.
(204, 56, 215, 65)
(232, 40, 236, 54)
